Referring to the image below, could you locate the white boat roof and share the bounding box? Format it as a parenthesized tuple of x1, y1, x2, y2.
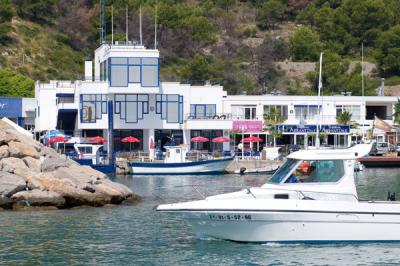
(287, 144, 372, 160)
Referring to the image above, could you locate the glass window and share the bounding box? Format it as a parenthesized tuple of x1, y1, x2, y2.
(111, 58, 127, 64)
(126, 101, 138, 123)
(128, 58, 141, 65)
(115, 94, 125, 101)
(129, 65, 141, 83)
(111, 65, 128, 87)
(126, 95, 137, 101)
(167, 102, 179, 123)
(142, 58, 158, 65)
(141, 65, 158, 87)
(269, 159, 299, 184)
(81, 94, 107, 123)
(281, 160, 345, 184)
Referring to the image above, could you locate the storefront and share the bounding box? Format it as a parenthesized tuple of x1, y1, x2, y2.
(275, 124, 351, 148)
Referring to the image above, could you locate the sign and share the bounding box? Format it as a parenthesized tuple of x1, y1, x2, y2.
(0, 97, 22, 118)
(232, 120, 263, 133)
(275, 124, 350, 134)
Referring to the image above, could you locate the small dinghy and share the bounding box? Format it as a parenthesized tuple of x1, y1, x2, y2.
(234, 166, 279, 175)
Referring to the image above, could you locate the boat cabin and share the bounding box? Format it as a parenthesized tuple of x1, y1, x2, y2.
(164, 145, 189, 163)
(262, 144, 372, 198)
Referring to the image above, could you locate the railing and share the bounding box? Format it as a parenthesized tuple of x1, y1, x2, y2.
(185, 113, 232, 120)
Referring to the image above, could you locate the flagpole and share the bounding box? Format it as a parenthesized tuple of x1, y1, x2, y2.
(316, 52, 323, 148)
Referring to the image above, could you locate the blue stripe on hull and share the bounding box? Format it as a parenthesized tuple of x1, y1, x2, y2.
(130, 171, 225, 175)
(129, 157, 234, 168)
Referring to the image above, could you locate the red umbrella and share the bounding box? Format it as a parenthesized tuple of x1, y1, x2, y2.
(191, 136, 209, 142)
(90, 136, 107, 143)
(241, 136, 263, 143)
(121, 136, 140, 152)
(49, 136, 68, 143)
(212, 136, 230, 143)
(49, 136, 68, 154)
(121, 136, 140, 143)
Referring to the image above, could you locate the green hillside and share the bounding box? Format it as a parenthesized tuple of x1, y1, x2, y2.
(1, 0, 400, 97)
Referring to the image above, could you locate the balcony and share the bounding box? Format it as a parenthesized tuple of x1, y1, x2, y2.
(185, 113, 233, 121)
(185, 113, 232, 130)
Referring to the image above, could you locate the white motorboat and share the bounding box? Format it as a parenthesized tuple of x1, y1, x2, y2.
(130, 146, 234, 175)
(157, 144, 400, 243)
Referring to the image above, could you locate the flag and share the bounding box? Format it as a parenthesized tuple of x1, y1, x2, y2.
(374, 116, 392, 132)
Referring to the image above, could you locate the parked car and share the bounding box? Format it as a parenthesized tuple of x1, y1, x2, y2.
(369, 142, 389, 156)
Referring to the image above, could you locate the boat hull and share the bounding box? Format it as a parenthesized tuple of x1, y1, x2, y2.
(129, 157, 233, 175)
(171, 210, 400, 243)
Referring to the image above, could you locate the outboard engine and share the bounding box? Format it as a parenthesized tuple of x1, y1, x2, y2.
(387, 191, 396, 201)
(239, 167, 247, 175)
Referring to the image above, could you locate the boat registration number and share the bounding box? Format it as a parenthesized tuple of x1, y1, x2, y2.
(209, 214, 252, 221)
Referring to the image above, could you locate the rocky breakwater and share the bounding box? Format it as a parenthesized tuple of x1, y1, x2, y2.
(0, 120, 139, 210)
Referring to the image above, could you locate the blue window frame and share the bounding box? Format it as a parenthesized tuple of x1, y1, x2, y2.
(156, 94, 183, 124)
(80, 94, 107, 123)
(114, 94, 149, 123)
(190, 104, 216, 118)
(109, 57, 160, 87)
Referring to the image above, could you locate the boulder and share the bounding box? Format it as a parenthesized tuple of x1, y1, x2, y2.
(8, 141, 39, 159)
(11, 190, 65, 207)
(0, 171, 26, 197)
(23, 173, 98, 206)
(40, 146, 60, 159)
(0, 145, 9, 159)
(23, 157, 41, 173)
(0, 130, 18, 145)
(40, 157, 70, 172)
(0, 157, 28, 173)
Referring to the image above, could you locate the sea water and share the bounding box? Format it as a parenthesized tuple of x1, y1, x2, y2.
(1, 169, 400, 265)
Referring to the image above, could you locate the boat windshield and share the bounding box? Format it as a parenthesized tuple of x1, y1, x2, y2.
(269, 159, 346, 184)
(269, 159, 299, 184)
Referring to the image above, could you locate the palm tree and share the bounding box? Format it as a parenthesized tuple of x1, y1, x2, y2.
(336, 110, 352, 125)
(264, 107, 286, 147)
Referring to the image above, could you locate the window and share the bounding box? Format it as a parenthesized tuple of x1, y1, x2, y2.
(264, 105, 288, 119)
(156, 94, 184, 124)
(269, 159, 344, 184)
(80, 94, 107, 123)
(114, 94, 149, 123)
(57, 96, 74, 104)
(190, 104, 216, 118)
(336, 105, 360, 120)
(294, 105, 320, 120)
(109, 57, 159, 87)
(231, 105, 257, 120)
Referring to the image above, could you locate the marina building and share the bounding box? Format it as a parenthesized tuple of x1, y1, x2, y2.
(0, 97, 35, 131)
(33, 41, 399, 153)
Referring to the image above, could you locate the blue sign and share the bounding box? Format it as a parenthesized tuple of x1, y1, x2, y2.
(0, 97, 22, 118)
(275, 124, 350, 134)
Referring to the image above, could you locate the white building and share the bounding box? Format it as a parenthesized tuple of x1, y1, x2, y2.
(34, 41, 400, 152)
(35, 42, 231, 152)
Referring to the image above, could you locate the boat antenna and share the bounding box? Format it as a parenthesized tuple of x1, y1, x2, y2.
(111, 6, 114, 44)
(139, 6, 143, 45)
(99, 0, 106, 44)
(126, 5, 129, 43)
(154, 3, 158, 49)
(316, 52, 323, 148)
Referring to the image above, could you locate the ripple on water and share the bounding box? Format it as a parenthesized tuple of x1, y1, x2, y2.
(0, 171, 400, 265)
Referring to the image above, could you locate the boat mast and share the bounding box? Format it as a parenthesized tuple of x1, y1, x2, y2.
(316, 52, 323, 148)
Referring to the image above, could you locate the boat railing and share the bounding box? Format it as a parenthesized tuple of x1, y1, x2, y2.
(156, 184, 358, 202)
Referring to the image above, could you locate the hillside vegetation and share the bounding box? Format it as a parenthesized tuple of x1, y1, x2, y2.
(1, 0, 400, 97)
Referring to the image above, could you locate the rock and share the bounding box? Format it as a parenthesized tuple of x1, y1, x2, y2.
(11, 190, 65, 207)
(12, 204, 59, 211)
(0, 171, 26, 197)
(8, 141, 39, 159)
(39, 146, 60, 159)
(23, 173, 98, 206)
(0, 157, 28, 173)
(0, 145, 9, 159)
(23, 157, 41, 173)
(40, 157, 70, 172)
(0, 130, 18, 145)
(93, 179, 133, 204)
